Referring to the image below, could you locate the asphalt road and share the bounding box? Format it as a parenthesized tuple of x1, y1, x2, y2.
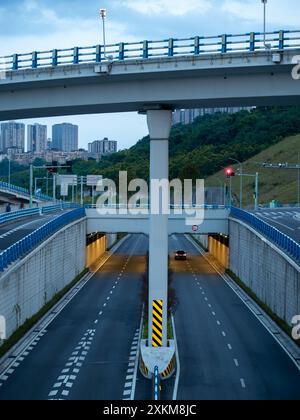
(170, 234, 300, 400)
(0, 234, 147, 400)
(253, 208, 300, 243)
(0, 211, 68, 251)
(1, 232, 299, 400)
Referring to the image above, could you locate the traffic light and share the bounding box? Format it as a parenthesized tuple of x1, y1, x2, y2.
(226, 168, 235, 178)
(46, 161, 58, 174)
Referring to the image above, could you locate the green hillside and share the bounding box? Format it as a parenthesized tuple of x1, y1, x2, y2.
(205, 134, 300, 207)
(3, 106, 300, 200)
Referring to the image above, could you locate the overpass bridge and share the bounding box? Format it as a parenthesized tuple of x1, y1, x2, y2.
(0, 30, 300, 120)
(0, 181, 53, 208)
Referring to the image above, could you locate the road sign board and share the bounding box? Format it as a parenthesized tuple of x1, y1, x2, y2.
(60, 183, 69, 197)
(86, 175, 103, 187)
(57, 175, 77, 186)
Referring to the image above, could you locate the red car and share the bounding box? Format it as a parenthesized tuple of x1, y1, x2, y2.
(175, 250, 187, 261)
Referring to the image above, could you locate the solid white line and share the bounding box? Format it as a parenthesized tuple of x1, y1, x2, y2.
(172, 314, 180, 401)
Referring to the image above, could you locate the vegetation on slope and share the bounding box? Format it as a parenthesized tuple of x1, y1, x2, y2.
(1, 106, 300, 202)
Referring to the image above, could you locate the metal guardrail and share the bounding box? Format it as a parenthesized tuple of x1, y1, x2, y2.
(0, 181, 53, 202)
(85, 204, 228, 210)
(0, 203, 78, 225)
(0, 207, 85, 272)
(0, 30, 299, 72)
(230, 207, 300, 264)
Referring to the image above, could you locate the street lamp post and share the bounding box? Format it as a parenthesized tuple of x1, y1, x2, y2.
(100, 8, 107, 59)
(261, 0, 270, 49)
(8, 157, 11, 185)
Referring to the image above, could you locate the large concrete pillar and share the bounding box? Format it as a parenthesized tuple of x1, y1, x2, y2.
(147, 109, 172, 348)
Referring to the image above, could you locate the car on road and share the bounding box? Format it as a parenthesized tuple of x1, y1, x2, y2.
(175, 250, 187, 261)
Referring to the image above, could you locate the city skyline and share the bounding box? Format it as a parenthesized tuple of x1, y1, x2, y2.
(0, 0, 299, 150)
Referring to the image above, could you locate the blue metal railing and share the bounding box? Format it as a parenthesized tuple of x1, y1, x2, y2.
(0, 207, 85, 272)
(0, 203, 79, 225)
(0, 30, 299, 72)
(0, 181, 53, 202)
(230, 207, 300, 264)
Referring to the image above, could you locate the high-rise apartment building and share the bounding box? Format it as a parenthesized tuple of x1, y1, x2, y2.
(0, 121, 25, 153)
(88, 138, 118, 156)
(172, 107, 255, 125)
(52, 123, 78, 152)
(27, 123, 47, 153)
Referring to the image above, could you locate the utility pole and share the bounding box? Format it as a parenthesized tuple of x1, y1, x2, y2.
(81, 176, 84, 206)
(53, 174, 56, 202)
(255, 172, 259, 210)
(29, 164, 33, 208)
(8, 157, 11, 185)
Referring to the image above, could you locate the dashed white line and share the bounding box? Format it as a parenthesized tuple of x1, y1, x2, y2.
(240, 378, 246, 389)
(234, 359, 239, 367)
(227, 344, 232, 350)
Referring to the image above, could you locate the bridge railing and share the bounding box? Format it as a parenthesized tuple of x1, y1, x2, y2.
(0, 207, 85, 273)
(0, 180, 53, 202)
(1, 30, 300, 72)
(0, 203, 78, 225)
(230, 207, 300, 264)
(85, 204, 229, 210)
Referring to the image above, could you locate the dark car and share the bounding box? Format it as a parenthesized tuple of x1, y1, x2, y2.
(175, 250, 187, 261)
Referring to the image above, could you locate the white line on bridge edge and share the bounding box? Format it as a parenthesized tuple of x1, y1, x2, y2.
(172, 314, 180, 401)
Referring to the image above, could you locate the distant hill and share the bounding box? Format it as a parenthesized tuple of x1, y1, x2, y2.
(205, 134, 300, 207)
(4, 106, 300, 197)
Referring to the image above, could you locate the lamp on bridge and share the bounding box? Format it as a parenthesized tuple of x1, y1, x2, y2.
(100, 8, 107, 58)
(261, 0, 271, 49)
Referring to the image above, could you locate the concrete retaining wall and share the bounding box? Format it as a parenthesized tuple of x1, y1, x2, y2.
(193, 234, 229, 268)
(86, 234, 117, 268)
(0, 218, 86, 340)
(229, 218, 300, 326)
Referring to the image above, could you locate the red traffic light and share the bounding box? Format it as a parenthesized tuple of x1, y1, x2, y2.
(225, 168, 235, 178)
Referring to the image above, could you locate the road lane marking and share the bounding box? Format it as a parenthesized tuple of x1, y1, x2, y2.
(217, 321, 221, 326)
(240, 378, 246, 389)
(222, 331, 226, 337)
(234, 359, 239, 367)
(48, 329, 96, 399)
(227, 344, 232, 350)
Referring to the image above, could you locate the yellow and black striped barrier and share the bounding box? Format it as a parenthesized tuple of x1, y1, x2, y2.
(140, 356, 150, 379)
(152, 300, 163, 347)
(161, 354, 176, 380)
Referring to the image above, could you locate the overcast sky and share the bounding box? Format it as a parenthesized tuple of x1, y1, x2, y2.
(0, 0, 299, 150)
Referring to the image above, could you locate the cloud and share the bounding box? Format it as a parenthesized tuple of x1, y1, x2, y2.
(115, 0, 212, 16)
(222, 0, 300, 27)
